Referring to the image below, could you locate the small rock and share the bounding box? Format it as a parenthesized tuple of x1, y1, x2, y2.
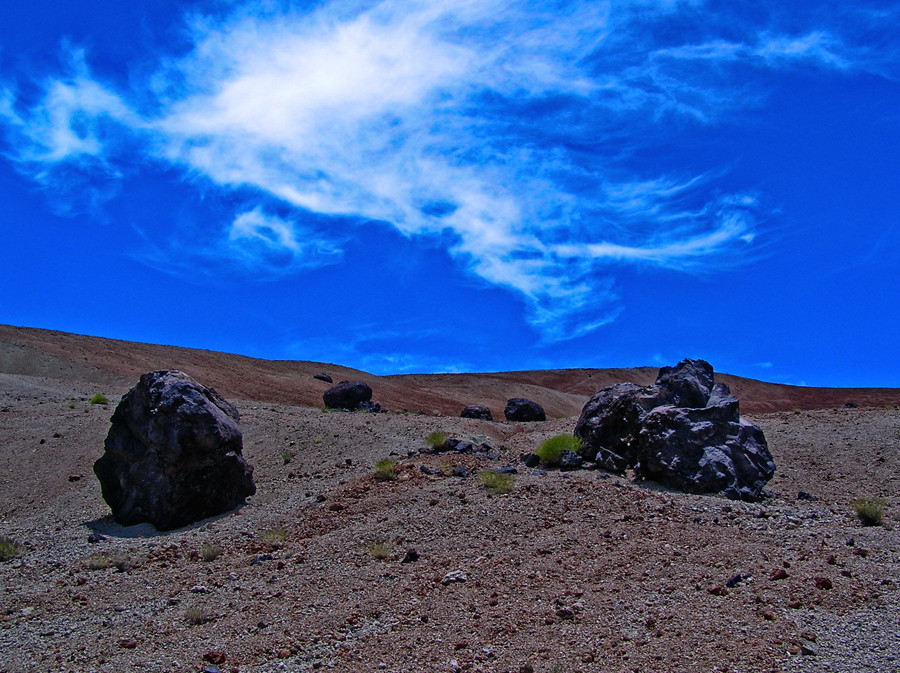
(800, 639, 819, 656)
(401, 548, 419, 564)
(452, 465, 468, 478)
(814, 576, 833, 590)
(555, 607, 575, 620)
(313, 373, 333, 383)
(725, 574, 745, 588)
(251, 554, 273, 565)
(521, 453, 541, 468)
(118, 639, 138, 649)
(202, 667, 222, 673)
(441, 570, 468, 585)
(769, 568, 788, 581)
(203, 652, 227, 665)
(797, 491, 817, 501)
(87, 533, 106, 544)
(277, 649, 292, 659)
(707, 584, 728, 596)
(559, 450, 583, 471)
(190, 585, 209, 593)
(497, 466, 518, 474)
(420, 465, 435, 475)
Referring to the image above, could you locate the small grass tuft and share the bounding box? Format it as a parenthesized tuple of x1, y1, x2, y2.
(426, 431, 448, 449)
(83, 551, 134, 572)
(261, 527, 288, 548)
(200, 541, 223, 562)
(479, 471, 515, 495)
(89, 393, 109, 405)
(535, 434, 581, 466)
(184, 605, 213, 625)
(851, 497, 885, 526)
(365, 540, 393, 560)
(0, 536, 23, 561)
(281, 448, 296, 465)
(374, 458, 398, 482)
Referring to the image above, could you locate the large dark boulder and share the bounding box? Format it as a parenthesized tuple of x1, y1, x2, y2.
(461, 404, 493, 421)
(93, 370, 256, 530)
(504, 398, 546, 422)
(323, 381, 373, 410)
(574, 359, 775, 501)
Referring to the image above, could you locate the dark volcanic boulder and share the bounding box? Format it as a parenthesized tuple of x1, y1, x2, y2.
(93, 370, 255, 530)
(323, 381, 373, 410)
(313, 373, 333, 383)
(575, 359, 775, 501)
(504, 398, 546, 422)
(461, 404, 493, 421)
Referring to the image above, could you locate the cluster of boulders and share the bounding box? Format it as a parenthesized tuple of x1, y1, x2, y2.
(459, 398, 546, 422)
(93, 370, 256, 530)
(574, 359, 775, 501)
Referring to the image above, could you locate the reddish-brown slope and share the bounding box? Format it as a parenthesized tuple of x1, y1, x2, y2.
(1, 323, 898, 416)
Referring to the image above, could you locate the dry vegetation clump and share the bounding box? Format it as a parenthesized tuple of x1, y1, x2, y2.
(0, 536, 23, 561)
(184, 605, 213, 626)
(89, 393, 109, 405)
(851, 497, 885, 526)
(83, 550, 135, 572)
(478, 470, 515, 494)
(364, 539, 393, 560)
(199, 541, 223, 562)
(261, 527, 288, 548)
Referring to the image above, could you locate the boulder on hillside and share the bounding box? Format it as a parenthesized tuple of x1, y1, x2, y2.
(574, 359, 775, 501)
(460, 404, 493, 421)
(323, 380, 374, 411)
(313, 373, 333, 383)
(504, 398, 546, 422)
(93, 370, 256, 531)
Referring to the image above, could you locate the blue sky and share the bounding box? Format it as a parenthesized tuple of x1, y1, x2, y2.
(1, 0, 899, 386)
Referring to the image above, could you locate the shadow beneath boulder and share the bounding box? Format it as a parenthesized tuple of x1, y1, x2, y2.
(84, 507, 242, 539)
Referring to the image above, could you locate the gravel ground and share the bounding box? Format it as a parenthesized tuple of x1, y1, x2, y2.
(1, 370, 897, 673)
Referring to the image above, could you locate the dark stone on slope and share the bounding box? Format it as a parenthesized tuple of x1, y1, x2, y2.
(574, 359, 775, 501)
(460, 404, 493, 421)
(504, 398, 546, 422)
(93, 370, 256, 531)
(323, 381, 373, 410)
(313, 373, 333, 383)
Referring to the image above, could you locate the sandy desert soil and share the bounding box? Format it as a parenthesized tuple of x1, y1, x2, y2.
(0, 325, 898, 673)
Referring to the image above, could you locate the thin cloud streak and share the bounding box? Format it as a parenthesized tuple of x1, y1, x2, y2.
(0, 0, 885, 339)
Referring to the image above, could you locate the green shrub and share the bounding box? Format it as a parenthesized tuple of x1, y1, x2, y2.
(200, 541, 223, 562)
(851, 498, 885, 526)
(479, 471, 515, 495)
(89, 393, 109, 405)
(0, 536, 23, 561)
(281, 448, 296, 465)
(426, 431, 448, 449)
(374, 458, 398, 481)
(535, 434, 581, 466)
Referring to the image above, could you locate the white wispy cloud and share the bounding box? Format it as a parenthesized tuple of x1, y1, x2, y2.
(0, 0, 882, 339)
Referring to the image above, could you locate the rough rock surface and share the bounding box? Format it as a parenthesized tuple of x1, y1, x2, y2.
(460, 404, 493, 421)
(93, 370, 255, 530)
(313, 373, 333, 383)
(575, 359, 775, 500)
(323, 381, 373, 410)
(504, 398, 546, 422)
